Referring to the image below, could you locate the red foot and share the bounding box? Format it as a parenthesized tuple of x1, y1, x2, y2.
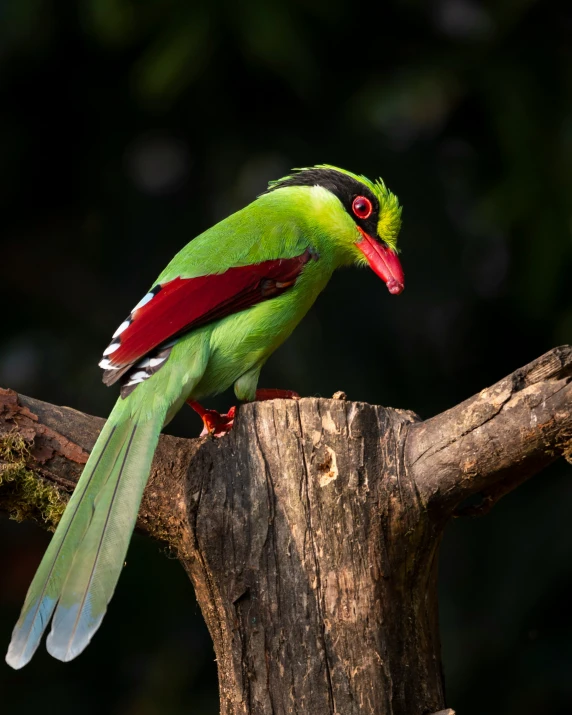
(187, 390, 299, 437)
(255, 389, 300, 401)
(187, 400, 236, 437)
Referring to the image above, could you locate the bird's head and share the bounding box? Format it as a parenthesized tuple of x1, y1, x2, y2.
(265, 165, 404, 295)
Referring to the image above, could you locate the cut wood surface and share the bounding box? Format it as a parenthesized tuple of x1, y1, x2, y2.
(2, 346, 572, 714)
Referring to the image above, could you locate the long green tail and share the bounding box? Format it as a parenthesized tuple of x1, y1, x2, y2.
(5, 400, 166, 668)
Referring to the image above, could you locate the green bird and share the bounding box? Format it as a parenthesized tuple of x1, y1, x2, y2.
(6, 164, 404, 668)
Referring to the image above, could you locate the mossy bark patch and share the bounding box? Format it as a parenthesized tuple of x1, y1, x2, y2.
(0, 431, 68, 530)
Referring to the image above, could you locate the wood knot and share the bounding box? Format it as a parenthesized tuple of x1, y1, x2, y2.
(317, 445, 338, 487)
(332, 391, 347, 400)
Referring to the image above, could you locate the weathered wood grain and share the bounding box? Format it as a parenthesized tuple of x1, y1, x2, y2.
(1, 345, 571, 714)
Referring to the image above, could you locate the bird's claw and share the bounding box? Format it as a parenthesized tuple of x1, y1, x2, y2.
(199, 406, 236, 438)
(187, 389, 299, 438)
(187, 400, 236, 438)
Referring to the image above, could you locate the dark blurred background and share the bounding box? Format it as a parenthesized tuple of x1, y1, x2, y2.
(1, 1, 572, 713)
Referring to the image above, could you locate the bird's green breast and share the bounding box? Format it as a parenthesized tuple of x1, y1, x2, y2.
(190, 256, 332, 400)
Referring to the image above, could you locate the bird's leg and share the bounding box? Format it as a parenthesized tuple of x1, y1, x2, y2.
(187, 390, 299, 438)
(187, 400, 236, 438)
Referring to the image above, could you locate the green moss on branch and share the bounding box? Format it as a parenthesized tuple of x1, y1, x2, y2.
(0, 432, 68, 530)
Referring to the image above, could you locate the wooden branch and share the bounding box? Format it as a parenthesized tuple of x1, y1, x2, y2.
(0, 387, 200, 545)
(1, 346, 571, 714)
(406, 345, 572, 518)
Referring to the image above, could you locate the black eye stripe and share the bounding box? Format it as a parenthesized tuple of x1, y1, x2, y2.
(265, 168, 379, 223)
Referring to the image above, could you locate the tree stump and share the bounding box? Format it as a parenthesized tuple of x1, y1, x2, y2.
(2, 346, 572, 714)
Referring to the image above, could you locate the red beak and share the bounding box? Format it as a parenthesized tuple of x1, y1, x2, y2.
(356, 227, 404, 295)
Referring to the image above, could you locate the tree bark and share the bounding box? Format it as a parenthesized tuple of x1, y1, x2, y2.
(1, 346, 572, 715)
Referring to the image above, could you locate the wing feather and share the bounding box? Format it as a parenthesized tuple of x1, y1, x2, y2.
(100, 250, 313, 385)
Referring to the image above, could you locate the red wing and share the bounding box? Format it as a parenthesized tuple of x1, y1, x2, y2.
(99, 250, 313, 385)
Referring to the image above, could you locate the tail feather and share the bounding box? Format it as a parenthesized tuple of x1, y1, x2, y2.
(46, 418, 162, 662)
(5, 420, 128, 669)
(5, 405, 164, 668)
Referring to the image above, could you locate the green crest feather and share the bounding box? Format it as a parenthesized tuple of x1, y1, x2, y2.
(267, 164, 402, 250)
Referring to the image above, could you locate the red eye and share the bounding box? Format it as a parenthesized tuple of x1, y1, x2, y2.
(352, 195, 372, 220)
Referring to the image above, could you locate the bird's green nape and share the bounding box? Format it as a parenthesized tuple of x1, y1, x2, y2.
(266, 164, 403, 251)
